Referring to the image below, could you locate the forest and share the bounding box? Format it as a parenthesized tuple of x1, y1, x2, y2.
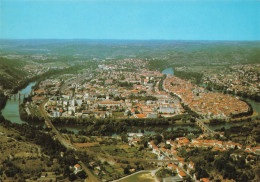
(224, 118, 260, 145)
(206, 81, 260, 102)
(49, 114, 194, 136)
(181, 148, 257, 181)
(0, 92, 7, 110)
(173, 70, 203, 85)
(0, 113, 87, 180)
(148, 41, 260, 71)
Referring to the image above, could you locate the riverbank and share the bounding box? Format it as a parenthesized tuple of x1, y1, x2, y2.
(0, 91, 7, 110)
(162, 68, 174, 75)
(1, 82, 36, 124)
(230, 111, 258, 122)
(53, 120, 200, 136)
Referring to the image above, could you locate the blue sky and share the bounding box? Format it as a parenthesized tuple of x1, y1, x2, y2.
(0, 0, 260, 40)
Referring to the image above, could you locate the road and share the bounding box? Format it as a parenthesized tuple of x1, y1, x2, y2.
(39, 101, 76, 150)
(112, 167, 161, 182)
(39, 101, 100, 182)
(147, 159, 179, 163)
(158, 149, 193, 180)
(150, 167, 161, 182)
(78, 159, 100, 182)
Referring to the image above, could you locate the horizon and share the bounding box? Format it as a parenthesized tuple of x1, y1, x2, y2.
(1, 0, 260, 40)
(1, 38, 260, 42)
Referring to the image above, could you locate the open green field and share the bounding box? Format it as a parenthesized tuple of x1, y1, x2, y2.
(112, 112, 125, 118)
(100, 144, 157, 159)
(118, 172, 155, 182)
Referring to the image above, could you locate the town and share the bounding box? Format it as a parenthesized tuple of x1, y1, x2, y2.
(9, 58, 257, 181)
(1, 0, 260, 179)
(29, 59, 184, 120)
(0, 40, 259, 182)
(25, 58, 250, 122)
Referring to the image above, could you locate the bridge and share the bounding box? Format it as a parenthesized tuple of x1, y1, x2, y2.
(8, 92, 29, 100)
(196, 119, 215, 134)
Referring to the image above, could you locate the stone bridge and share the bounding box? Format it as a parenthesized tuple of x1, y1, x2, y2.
(196, 119, 215, 134)
(8, 93, 29, 100)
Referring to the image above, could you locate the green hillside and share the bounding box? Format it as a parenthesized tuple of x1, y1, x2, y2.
(0, 57, 28, 89)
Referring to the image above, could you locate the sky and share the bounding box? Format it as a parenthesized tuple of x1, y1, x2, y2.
(0, 0, 260, 40)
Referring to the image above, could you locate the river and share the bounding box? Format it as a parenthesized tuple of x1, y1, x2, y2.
(1, 82, 36, 124)
(162, 68, 174, 75)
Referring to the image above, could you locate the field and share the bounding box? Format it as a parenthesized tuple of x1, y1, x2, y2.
(118, 172, 155, 182)
(66, 134, 157, 181)
(28, 104, 42, 117)
(112, 112, 125, 118)
(0, 124, 61, 180)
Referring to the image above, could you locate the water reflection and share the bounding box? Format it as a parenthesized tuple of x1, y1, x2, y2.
(2, 82, 36, 124)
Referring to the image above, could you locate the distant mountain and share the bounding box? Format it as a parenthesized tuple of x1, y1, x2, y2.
(0, 39, 259, 59)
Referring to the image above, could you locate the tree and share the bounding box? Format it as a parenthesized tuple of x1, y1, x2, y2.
(154, 135, 162, 145)
(184, 164, 187, 171)
(240, 173, 248, 182)
(124, 167, 130, 174)
(63, 165, 70, 176)
(183, 176, 192, 182)
(164, 144, 171, 149)
(142, 138, 149, 148)
(127, 111, 132, 117)
(5, 166, 21, 177)
(215, 158, 225, 172)
(121, 133, 128, 143)
(77, 171, 87, 179)
(69, 174, 77, 181)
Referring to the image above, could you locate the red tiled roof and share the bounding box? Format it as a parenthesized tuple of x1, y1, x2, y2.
(200, 178, 210, 182)
(135, 114, 147, 118)
(74, 164, 81, 168)
(178, 171, 186, 177)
